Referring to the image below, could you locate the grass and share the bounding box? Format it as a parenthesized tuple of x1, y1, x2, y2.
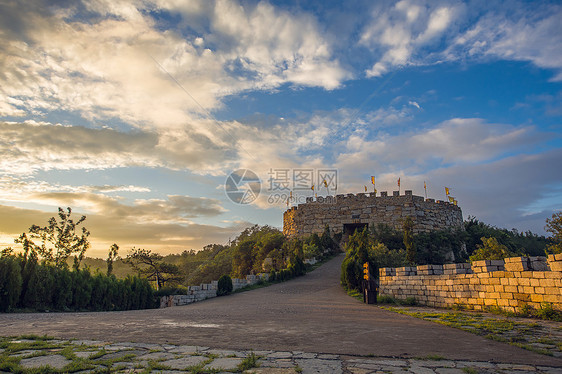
(379, 305, 562, 357)
(237, 352, 260, 371)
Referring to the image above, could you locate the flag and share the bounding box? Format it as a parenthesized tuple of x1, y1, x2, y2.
(398, 178, 400, 188)
(364, 186, 367, 192)
(290, 191, 293, 199)
(311, 184, 314, 191)
(371, 176, 375, 185)
(323, 180, 328, 188)
(424, 181, 426, 189)
(445, 187, 450, 195)
(448, 196, 455, 203)
(453, 199, 458, 206)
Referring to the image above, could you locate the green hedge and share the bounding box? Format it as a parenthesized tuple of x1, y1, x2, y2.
(0, 255, 155, 312)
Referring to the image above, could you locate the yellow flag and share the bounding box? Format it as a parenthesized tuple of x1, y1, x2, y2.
(364, 186, 367, 192)
(323, 180, 328, 188)
(448, 196, 455, 203)
(371, 176, 375, 185)
(445, 187, 450, 195)
(424, 181, 426, 189)
(398, 177, 400, 187)
(453, 199, 458, 206)
(311, 184, 314, 191)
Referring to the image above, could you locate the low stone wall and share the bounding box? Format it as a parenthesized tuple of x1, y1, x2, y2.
(160, 273, 270, 308)
(379, 254, 562, 313)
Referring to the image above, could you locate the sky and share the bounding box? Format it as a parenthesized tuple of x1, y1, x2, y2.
(1, 0, 561, 258)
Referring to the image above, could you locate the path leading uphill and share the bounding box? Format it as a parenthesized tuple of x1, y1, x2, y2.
(1, 254, 561, 367)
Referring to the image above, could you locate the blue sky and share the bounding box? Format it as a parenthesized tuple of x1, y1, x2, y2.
(0, 0, 561, 257)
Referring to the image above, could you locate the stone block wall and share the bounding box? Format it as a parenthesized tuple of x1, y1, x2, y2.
(283, 191, 462, 238)
(160, 273, 270, 308)
(378, 254, 562, 313)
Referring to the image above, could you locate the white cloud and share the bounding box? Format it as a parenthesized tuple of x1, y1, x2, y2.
(361, 0, 464, 77)
(335, 118, 548, 177)
(446, 3, 562, 80)
(360, 1, 562, 81)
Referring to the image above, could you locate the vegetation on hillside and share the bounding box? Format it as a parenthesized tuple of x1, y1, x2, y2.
(341, 214, 558, 292)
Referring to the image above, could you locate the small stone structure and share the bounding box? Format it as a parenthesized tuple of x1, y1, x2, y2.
(283, 190, 462, 238)
(160, 273, 269, 308)
(378, 254, 562, 313)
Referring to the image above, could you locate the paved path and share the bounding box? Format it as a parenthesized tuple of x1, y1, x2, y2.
(2, 337, 561, 373)
(1, 254, 561, 368)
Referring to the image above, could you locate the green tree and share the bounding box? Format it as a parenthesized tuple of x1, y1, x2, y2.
(341, 227, 372, 291)
(106, 243, 119, 276)
(469, 237, 513, 261)
(403, 217, 416, 265)
(545, 212, 562, 254)
(0, 255, 22, 312)
(125, 248, 182, 290)
(17, 207, 90, 268)
(232, 240, 256, 278)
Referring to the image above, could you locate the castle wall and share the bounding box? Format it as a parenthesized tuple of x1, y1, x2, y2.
(283, 190, 463, 237)
(378, 254, 562, 313)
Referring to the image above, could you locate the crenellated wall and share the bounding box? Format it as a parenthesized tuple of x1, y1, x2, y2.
(283, 190, 463, 238)
(378, 254, 562, 313)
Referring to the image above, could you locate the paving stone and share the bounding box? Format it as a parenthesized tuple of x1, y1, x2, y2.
(204, 357, 243, 370)
(260, 358, 296, 368)
(434, 369, 464, 374)
(244, 369, 298, 374)
(497, 364, 536, 371)
(536, 366, 562, 374)
(9, 349, 38, 357)
(20, 354, 72, 369)
(74, 350, 98, 359)
(70, 340, 107, 346)
(161, 355, 208, 370)
(293, 352, 317, 359)
(317, 354, 339, 360)
(365, 359, 407, 367)
(252, 350, 274, 356)
(107, 342, 163, 351)
(346, 368, 373, 374)
(267, 351, 293, 359)
(415, 361, 455, 368)
(407, 364, 436, 374)
(455, 361, 495, 369)
(136, 351, 178, 361)
(295, 358, 343, 374)
(94, 349, 147, 361)
(167, 345, 201, 354)
(207, 348, 248, 357)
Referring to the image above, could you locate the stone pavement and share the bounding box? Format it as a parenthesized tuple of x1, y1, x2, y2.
(2, 337, 561, 373)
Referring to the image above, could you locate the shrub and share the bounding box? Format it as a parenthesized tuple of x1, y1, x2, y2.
(469, 237, 513, 261)
(217, 274, 233, 296)
(0, 256, 22, 312)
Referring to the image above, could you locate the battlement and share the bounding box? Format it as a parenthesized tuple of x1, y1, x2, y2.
(283, 190, 462, 238)
(378, 254, 562, 313)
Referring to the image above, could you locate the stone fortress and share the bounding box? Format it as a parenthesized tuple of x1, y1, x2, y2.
(283, 190, 463, 238)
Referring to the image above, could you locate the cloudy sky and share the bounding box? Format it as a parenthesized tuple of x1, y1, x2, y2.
(1, 0, 561, 257)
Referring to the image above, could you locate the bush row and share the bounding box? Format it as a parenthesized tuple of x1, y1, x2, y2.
(0, 255, 155, 312)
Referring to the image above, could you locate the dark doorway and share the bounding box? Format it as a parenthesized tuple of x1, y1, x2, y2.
(342, 223, 368, 243)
